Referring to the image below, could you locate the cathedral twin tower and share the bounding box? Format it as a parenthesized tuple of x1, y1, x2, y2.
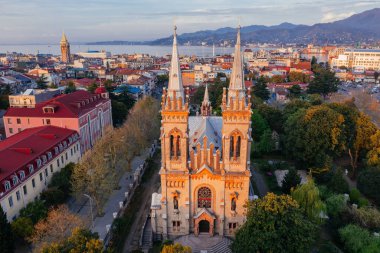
(151, 26, 252, 239)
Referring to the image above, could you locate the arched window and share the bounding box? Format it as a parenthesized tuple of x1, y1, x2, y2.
(229, 132, 242, 160)
(173, 197, 179, 210)
(198, 187, 212, 208)
(169, 131, 181, 160)
(231, 198, 237, 211)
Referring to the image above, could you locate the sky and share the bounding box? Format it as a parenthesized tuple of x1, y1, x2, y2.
(0, 0, 379, 44)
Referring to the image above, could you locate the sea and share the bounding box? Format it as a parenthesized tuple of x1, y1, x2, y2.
(0, 44, 328, 62)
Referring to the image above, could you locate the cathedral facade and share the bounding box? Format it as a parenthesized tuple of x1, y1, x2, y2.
(151, 26, 252, 239)
(60, 32, 71, 63)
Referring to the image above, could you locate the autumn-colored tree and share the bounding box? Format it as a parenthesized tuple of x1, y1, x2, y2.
(291, 178, 326, 223)
(271, 75, 286, 84)
(29, 205, 84, 249)
(161, 243, 192, 253)
(367, 130, 380, 166)
(232, 193, 318, 253)
(348, 113, 378, 176)
(41, 227, 103, 253)
(288, 71, 310, 83)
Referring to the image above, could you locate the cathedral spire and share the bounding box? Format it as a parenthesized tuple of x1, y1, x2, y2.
(228, 26, 245, 97)
(201, 84, 212, 116)
(167, 25, 184, 100)
(61, 32, 68, 43)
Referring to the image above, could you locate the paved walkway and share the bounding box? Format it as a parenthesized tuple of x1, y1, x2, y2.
(343, 173, 357, 190)
(123, 154, 161, 252)
(68, 148, 152, 240)
(251, 167, 269, 197)
(175, 234, 232, 253)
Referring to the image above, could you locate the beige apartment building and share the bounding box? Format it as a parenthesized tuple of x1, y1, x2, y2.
(331, 49, 380, 71)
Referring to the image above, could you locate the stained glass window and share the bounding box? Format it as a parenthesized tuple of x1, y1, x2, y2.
(198, 187, 211, 208)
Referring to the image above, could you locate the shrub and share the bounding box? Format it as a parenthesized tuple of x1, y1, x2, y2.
(349, 188, 361, 204)
(347, 206, 380, 230)
(281, 168, 301, 194)
(358, 197, 369, 208)
(339, 224, 380, 253)
(318, 185, 333, 200)
(327, 169, 349, 194)
(326, 194, 347, 218)
(357, 167, 380, 206)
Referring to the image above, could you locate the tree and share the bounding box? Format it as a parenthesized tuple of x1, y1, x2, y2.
(347, 206, 380, 230)
(339, 224, 380, 253)
(256, 129, 274, 154)
(311, 56, 318, 66)
(291, 178, 325, 222)
(307, 68, 339, 99)
(327, 169, 349, 194)
(287, 84, 302, 99)
(64, 81, 77, 94)
(0, 205, 14, 253)
(256, 104, 284, 134)
(288, 71, 310, 83)
(161, 243, 192, 253)
(357, 167, 380, 206)
(325, 194, 347, 218)
(11, 217, 34, 240)
(374, 71, 379, 83)
(49, 163, 74, 199)
(252, 76, 270, 101)
(231, 193, 318, 253)
(19, 200, 48, 224)
(348, 113, 377, 177)
(367, 130, 380, 166)
(111, 100, 128, 126)
(37, 74, 49, 89)
(41, 227, 103, 253)
(251, 110, 270, 142)
(271, 75, 285, 83)
(87, 82, 98, 93)
(41, 187, 66, 207)
(30, 205, 84, 248)
(284, 105, 345, 168)
(281, 168, 301, 194)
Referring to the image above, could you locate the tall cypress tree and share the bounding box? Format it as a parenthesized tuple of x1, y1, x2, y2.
(0, 205, 14, 252)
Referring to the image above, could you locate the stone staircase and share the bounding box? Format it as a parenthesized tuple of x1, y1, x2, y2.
(175, 234, 232, 253)
(140, 217, 153, 252)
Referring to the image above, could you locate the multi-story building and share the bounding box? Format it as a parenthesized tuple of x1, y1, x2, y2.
(60, 32, 71, 64)
(331, 49, 380, 71)
(3, 90, 112, 153)
(151, 27, 252, 239)
(9, 89, 61, 108)
(0, 126, 80, 221)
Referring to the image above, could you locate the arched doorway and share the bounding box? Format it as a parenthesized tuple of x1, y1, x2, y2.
(199, 220, 210, 233)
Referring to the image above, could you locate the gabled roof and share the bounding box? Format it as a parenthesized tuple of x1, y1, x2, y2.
(188, 116, 222, 150)
(194, 208, 216, 219)
(4, 90, 109, 118)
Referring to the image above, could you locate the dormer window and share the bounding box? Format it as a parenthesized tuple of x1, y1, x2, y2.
(59, 143, 63, 152)
(4, 181, 11, 191)
(42, 155, 47, 164)
(63, 141, 67, 148)
(12, 176, 18, 185)
(43, 106, 56, 113)
(54, 147, 59, 155)
(28, 164, 34, 173)
(47, 152, 52, 160)
(19, 171, 25, 180)
(69, 137, 72, 144)
(36, 158, 42, 168)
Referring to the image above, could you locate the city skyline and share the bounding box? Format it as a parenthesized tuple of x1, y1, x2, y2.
(0, 0, 379, 44)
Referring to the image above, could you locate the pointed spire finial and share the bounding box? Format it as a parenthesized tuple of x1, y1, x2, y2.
(167, 25, 184, 101)
(203, 84, 209, 103)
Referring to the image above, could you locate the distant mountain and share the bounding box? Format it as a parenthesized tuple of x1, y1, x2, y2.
(87, 8, 380, 46)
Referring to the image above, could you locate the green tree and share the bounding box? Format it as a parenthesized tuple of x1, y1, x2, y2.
(231, 193, 318, 253)
(311, 56, 318, 66)
(287, 84, 302, 99)
(281, 168, 301, 194)
(325, 194, 347, 218)
(37, 74, 49, 89)
(111, 100, 128, 126)
(256, 104, 284, 134)
(11, 217, 34, 240)
(87, 82, 98, 93)
(41, 187, 66, 207)
(283, 99, 311, 118)
(251, 110, 270, 142)
(64, 81, 77, 94)
(339, 224, 380, 253)
(19, 200, 48, 224)
(252, 76, 270, 101)
(291, 178, 326, 222)
(256, 129, 274, 154)
(0, 205, 14, 253)
(307, 68, 339, 99)
(357, 167, 380, 206)
(327, 169, 349, 194)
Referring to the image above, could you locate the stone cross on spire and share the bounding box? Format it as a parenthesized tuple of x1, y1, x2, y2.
(228, 26, 245, 102)
(167, 25, 184, 100)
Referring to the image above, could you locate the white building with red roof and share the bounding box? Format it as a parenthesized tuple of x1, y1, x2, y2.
(4, 90, 112, 153)
(0, 126, 80, 221)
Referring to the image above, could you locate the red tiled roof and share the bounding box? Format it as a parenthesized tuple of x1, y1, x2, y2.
(0, 126, 79, 196)
(4, 90, 109, 118)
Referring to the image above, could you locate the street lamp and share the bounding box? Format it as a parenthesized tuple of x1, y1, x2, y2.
(83, 194, 94, 229)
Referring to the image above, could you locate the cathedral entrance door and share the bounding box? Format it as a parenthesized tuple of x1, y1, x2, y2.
(199, 220, 210, 233)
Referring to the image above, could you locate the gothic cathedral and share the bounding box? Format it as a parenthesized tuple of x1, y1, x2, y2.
(60, 32, 71, 63)
(151, 26, 253, 239)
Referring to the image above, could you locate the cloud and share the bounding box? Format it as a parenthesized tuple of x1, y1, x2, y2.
(321, 11, 356, 22)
